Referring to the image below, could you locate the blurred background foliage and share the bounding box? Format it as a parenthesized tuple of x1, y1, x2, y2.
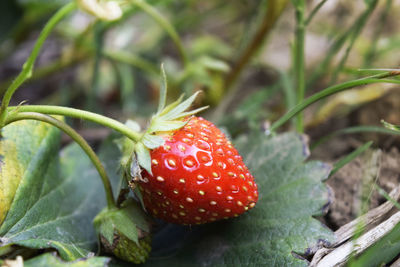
(0, 0, 399, 142)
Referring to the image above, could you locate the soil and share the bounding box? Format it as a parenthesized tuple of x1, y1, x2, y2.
(310, 90, 400, 230)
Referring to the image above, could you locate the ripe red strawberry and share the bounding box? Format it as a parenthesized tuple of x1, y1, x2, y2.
(138, 116, 258, 225)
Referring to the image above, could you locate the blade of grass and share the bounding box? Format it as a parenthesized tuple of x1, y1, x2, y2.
(330, 0, 379, 84)
(375, 184, 400, 211)
(269, 71, 400, 132)
(305, 0, 328, 26)
(308, 1, 380, 88)
(330, 141, 373, 177)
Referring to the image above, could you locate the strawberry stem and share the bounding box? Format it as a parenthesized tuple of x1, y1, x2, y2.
(7, 105, 142, 142)
(4, 112, 117, 209)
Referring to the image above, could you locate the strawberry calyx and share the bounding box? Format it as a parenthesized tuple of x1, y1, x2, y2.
(120, 65, 208, 179)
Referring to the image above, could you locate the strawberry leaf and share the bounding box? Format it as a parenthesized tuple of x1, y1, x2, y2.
(24, 253, 110, 267)
(143, 132, 333, 266)
(0, 120, 106, 260)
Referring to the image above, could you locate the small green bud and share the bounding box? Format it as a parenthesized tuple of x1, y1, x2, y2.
(94, 199, 151, 263)
(101, 229, 151, 264)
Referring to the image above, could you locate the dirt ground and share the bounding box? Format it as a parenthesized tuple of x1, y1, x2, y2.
(310, 90, 400, 230)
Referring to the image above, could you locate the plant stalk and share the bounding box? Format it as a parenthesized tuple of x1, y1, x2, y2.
(8, 105, 142, 142)
(4, 112, 116, 209)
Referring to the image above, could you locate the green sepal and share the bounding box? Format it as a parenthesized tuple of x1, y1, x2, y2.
(93, 200, 152, 264)
(135, 142, 152, 175)
(141, 133, 165, 149)
(114, 137, 135, 171)
(98, 217, 115, 244)
(148, 120, 187, 133)
(158, 91, 201, 121)
(159, 94, 184, 117)
(94, 200, 151, 244)
(156, 64, 168, 114)
(173, 106, 209, 119)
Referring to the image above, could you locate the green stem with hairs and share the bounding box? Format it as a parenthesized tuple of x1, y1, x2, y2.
(8, 105, 142, 142)
(130, 0, 188, 66)
(0, 2, 77, 127)
(270, 71, 400, 132)
(5, 112, 116, 208)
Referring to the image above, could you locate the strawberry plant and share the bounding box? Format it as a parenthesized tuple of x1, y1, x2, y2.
(1, 0, 400, 266)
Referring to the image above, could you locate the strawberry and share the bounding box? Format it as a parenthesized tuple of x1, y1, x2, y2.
(137, 116, 258, 225)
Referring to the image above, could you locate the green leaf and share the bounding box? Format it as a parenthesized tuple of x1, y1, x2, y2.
(142, 134, 165, 149)
(0, 120, 61, 227)
(136, 142, 152, 175)
(24, 253, 110, 267)
(0, 121, 107, 260)
(144, 132, 333, 266)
